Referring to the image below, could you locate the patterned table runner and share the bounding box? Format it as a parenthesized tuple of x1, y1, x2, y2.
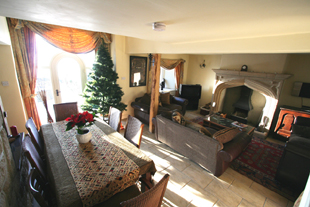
(52, 121, 139, 207)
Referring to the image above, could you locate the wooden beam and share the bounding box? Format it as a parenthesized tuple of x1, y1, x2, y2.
(149, 54, 161, 132)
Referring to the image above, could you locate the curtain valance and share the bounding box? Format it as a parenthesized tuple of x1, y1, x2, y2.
(160, 59, 185, 70)
(9, 18, 111, 54)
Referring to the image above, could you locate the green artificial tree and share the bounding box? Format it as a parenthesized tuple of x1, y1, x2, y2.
(81, 43, 127, 117)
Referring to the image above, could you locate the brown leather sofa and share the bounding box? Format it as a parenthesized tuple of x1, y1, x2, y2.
(131, 93, 188, 125)
(154, 115, 252, 177)
(276, 116, 310, 192)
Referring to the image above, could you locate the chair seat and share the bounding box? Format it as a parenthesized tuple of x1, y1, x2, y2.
(94, 185, 141, 207)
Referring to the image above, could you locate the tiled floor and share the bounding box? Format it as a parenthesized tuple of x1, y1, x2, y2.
(121, 111, 295, 207)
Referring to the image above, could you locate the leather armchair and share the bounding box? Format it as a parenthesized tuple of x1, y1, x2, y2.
(131, 93, 188, 125)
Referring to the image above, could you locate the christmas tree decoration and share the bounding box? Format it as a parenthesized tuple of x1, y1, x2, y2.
(81, 43, 127, 117)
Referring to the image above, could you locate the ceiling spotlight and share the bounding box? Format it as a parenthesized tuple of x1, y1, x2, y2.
(152, 22, 166, 31)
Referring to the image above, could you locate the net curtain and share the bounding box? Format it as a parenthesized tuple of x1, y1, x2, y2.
(7, 18, 111, 128)
(147, 57, 185, 96)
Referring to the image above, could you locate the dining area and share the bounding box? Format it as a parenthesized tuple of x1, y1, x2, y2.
(22, 103, 169, 207)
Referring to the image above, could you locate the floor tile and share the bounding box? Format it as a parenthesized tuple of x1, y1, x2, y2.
(181, 181, 218, 207)
(163, 181, 190, 207)
(205, 179, 242, 207)
(228, 179, 266, 207)
(225, 167, 253, 187)
(238, 199, 261, 207)
(250, 182, 288, 206)
(149, 154, 171, 172)
(213, 200, 230, 207)
(162, 166, 192, 189)
(264, 198, 285, 207)
(164, 153, 192, 172)
(182, 164, 213, 189)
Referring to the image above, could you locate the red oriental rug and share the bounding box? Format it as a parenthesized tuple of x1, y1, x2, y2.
(230, 136, 300, 201)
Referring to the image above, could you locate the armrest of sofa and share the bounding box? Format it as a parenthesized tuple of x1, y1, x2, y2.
(171, 96, 188, 115)
(217, 132, 252, 162)
(131, 102, 150, 113)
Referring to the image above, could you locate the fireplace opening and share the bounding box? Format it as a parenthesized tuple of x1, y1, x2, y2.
(221, 86, 266, 127)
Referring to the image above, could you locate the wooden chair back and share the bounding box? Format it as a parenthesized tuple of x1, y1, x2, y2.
(53, 102, 78, 122)
(124, 115, 144, 149)
(108, 106, 122, 132)
(25, 117, 44, 157)
(22, 135, 46, 181)
(120, 174, 170, 207)
(28, 168, 48, 207)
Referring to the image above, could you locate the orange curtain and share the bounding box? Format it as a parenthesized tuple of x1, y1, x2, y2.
(160, 58, 185, 96)
(174, 62, 184, 96)
(7, 18, 41, 128)
(7, 17, 112, 128)
(12, 18, 111, 54)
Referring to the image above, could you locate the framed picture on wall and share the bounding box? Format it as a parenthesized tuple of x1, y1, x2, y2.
(130, 56, 147, 87)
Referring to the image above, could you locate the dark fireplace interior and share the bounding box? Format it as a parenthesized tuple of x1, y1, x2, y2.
(221, 86, 266, 127)
(230, 86, 253, 124)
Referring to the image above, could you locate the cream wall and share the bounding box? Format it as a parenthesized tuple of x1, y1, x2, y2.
(113, 35, 190, 119)
(279, 54, 310, 107)
(0, 45, 27, 133)
(185, 54, 289, 108)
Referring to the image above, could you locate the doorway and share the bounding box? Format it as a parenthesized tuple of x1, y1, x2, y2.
(35, 35, 95, 124)
(51, 53, 86, 105)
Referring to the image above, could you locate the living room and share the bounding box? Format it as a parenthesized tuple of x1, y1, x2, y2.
(1, 1, 310, 206)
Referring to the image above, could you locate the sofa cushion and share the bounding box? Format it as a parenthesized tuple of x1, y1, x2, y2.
(185, 120, 212, 137)
(171, 111, 186, 126)
(138, 93, 151, 105)
(160, 92, 170, 104)
(162, 104, 182, 112)
(292, 124, 310, 139)
(213, 127, 241, 145)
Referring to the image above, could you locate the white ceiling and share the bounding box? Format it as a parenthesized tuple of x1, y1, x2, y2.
(0, 0, 310, 52)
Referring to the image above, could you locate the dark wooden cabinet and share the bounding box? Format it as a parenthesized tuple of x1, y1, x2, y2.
(274, 106, 310, 138)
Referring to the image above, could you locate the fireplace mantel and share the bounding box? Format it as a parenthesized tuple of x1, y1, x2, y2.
(211, 69, 292, 133)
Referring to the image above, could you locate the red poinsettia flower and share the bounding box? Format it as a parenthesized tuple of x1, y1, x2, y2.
(65, 111, 97, 134)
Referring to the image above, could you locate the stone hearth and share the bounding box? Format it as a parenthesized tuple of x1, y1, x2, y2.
(210, 69, 291, 134)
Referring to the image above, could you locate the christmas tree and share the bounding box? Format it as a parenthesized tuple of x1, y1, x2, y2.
(81, 43, 127, 117)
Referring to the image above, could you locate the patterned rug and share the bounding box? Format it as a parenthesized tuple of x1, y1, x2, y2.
(230, 136, 299, 201)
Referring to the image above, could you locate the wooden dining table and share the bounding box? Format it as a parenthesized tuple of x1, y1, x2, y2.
(41, 118, 156, 207)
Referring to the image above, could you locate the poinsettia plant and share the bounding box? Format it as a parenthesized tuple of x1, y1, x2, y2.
(65, 111, 96, 134)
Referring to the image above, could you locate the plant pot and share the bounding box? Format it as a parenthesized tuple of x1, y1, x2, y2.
(76, 128, 92, 144)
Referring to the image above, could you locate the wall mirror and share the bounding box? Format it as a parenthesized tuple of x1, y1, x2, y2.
(130, 56, 147, 87)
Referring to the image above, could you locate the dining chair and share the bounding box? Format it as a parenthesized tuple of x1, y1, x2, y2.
(108, 106, 122, 132)
(25, 117, 44, 157)
(28, 167, 48, 207)
(97, 174, 170, 207)
(22, 135, 46, 181)
(53, 102, 79, 122)
(120, 174, 170, 207)
(124, 115, 144, 149)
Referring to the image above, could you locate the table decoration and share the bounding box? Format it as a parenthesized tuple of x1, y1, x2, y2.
(65, 111, 96, 143)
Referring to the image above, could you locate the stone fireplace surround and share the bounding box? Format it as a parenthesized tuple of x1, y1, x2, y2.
(210, 69, 291, 135)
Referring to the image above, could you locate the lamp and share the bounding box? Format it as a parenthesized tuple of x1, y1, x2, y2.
(200, 60, 206, 68)
(152, 22, 166, 31)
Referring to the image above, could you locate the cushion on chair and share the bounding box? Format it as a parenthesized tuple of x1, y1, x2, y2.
(213, 127, 241, 147)
(160, 93, 170, 104)
(138, 93, 151, 105)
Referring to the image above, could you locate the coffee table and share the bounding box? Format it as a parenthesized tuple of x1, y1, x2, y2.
(203, 114, 255, 136)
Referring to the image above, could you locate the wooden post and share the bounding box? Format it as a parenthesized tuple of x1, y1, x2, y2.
(149, 54, 161, 132)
